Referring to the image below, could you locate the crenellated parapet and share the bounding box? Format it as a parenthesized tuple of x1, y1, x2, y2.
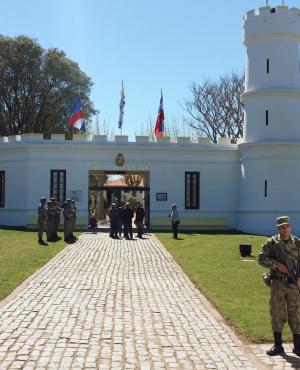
(244, 6, 300, 45)
(0, 134, 238, 147)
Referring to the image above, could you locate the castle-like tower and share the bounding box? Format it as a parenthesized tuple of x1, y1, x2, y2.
(238, 5, 300, 234)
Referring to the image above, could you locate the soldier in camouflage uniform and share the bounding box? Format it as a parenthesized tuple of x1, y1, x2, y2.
(70, 200, 77, 239)
(63, 199, 73, 242)
(46, 200, 56, 242)
(54, 198, 61, 240)
(50, 197, 60, 241)
(37, 197, 47, 244)
(258, 216, 300, 357)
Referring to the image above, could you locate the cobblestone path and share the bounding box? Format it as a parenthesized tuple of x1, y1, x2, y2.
(0, 232, 292, 369)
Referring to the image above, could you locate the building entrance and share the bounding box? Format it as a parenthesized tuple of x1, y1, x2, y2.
(88, 170, 150, 227)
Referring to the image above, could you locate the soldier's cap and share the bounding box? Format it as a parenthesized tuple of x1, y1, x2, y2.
(40, 197, 46, 201)
(66, 198, 72, 202)
(276, 216, 291, 227)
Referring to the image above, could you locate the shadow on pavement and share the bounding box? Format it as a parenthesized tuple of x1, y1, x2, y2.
(280, 353, 300, 368)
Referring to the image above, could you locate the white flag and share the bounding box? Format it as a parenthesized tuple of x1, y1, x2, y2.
(118, 81, 125, 129)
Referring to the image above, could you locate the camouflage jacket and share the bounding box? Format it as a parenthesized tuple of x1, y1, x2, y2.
(38, 205, 47, 219)
(63, 207, 73, 220)
(258, 234, 300, 278)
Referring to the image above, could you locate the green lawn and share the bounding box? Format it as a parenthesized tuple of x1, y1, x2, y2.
(0, 229, 79, 302)
(156, 232, 292, 343)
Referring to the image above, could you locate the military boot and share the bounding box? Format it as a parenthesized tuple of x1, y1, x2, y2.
(293, 334, 300, 357)
(267, 332, 284, 356)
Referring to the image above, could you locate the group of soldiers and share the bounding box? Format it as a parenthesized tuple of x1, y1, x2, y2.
(37, 197, 77, 244)
(108, 202, 145, 239)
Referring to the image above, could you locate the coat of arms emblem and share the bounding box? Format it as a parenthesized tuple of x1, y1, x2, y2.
(115, 153, 124, 167)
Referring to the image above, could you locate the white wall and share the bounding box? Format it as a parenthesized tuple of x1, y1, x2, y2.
(0, 147, 28, 226)
(238, 142, 300, 234)
(0, 138, 240, 230)
(243, 95, 300, 142)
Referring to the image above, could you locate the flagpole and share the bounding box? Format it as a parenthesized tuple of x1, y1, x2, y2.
(118, 80, 125, 135)
(121, 81, 123, 136)
(77, 87, 81, 135)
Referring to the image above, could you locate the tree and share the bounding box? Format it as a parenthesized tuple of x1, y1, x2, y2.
(0, 35, 96, 136)
(183, 72, 244, 143)
(124, 174, 143, 187)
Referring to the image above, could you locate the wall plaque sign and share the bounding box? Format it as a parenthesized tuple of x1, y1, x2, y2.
(156, 192, 167, 201)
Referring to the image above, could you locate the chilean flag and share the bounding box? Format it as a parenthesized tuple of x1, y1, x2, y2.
(68, 96, 85, 131)
(155, 91, 164, 138)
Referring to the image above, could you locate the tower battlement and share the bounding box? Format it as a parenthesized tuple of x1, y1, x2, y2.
(244, 6, 300, 20)
(244, 6, 300, 45)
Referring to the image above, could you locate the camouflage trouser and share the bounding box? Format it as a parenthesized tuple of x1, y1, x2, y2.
(270, 279, 300, 334)
(47, 220, 54, 239)
(64, 219, 73, 239)
(38, 218, 46, 240)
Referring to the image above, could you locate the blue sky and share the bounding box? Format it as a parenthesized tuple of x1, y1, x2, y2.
(1, 0, 298, 139)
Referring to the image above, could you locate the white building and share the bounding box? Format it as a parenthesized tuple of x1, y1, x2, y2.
(0, 5, 299, 235)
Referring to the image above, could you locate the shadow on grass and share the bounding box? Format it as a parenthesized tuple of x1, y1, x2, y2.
(154, 229, 269, 237)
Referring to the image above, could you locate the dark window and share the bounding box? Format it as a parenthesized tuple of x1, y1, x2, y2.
(266, 110, 269, 126)
(267, 59, 270, 74)
(0, 171, 5, 207)
(264, 180, 268, 197)
(50, 170, 66, 203)
(185, 172, 199, 209)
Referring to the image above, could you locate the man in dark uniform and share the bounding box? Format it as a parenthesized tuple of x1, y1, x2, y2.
(258, 216, 300, 357)
(135, 204, 145, 238)
(37, 197, 47, 244)
(118, 205, 124, 238)
(108, 203, 119, 238)
(123, 202, 134, 239)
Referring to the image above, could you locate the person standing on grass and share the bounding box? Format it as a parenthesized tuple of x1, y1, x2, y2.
(46, 200, 55, 242)
(63, 199, 74, 242)
(169, 203, 180, 239)
(37, 197, 47, 244)
(258, 216, 300, 357)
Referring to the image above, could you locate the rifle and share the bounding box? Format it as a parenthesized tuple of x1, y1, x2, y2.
(280, 244, 300, 295)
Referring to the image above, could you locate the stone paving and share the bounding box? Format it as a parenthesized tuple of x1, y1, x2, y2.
(0, 232, 298, 369)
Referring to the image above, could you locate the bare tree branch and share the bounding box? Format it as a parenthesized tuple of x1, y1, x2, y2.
(183, 72, 244, 143)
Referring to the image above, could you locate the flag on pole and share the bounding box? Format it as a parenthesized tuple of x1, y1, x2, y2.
(155, 90, 164, 137)
(68, 96, 85, 131)
(118, 81, 125, 129)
